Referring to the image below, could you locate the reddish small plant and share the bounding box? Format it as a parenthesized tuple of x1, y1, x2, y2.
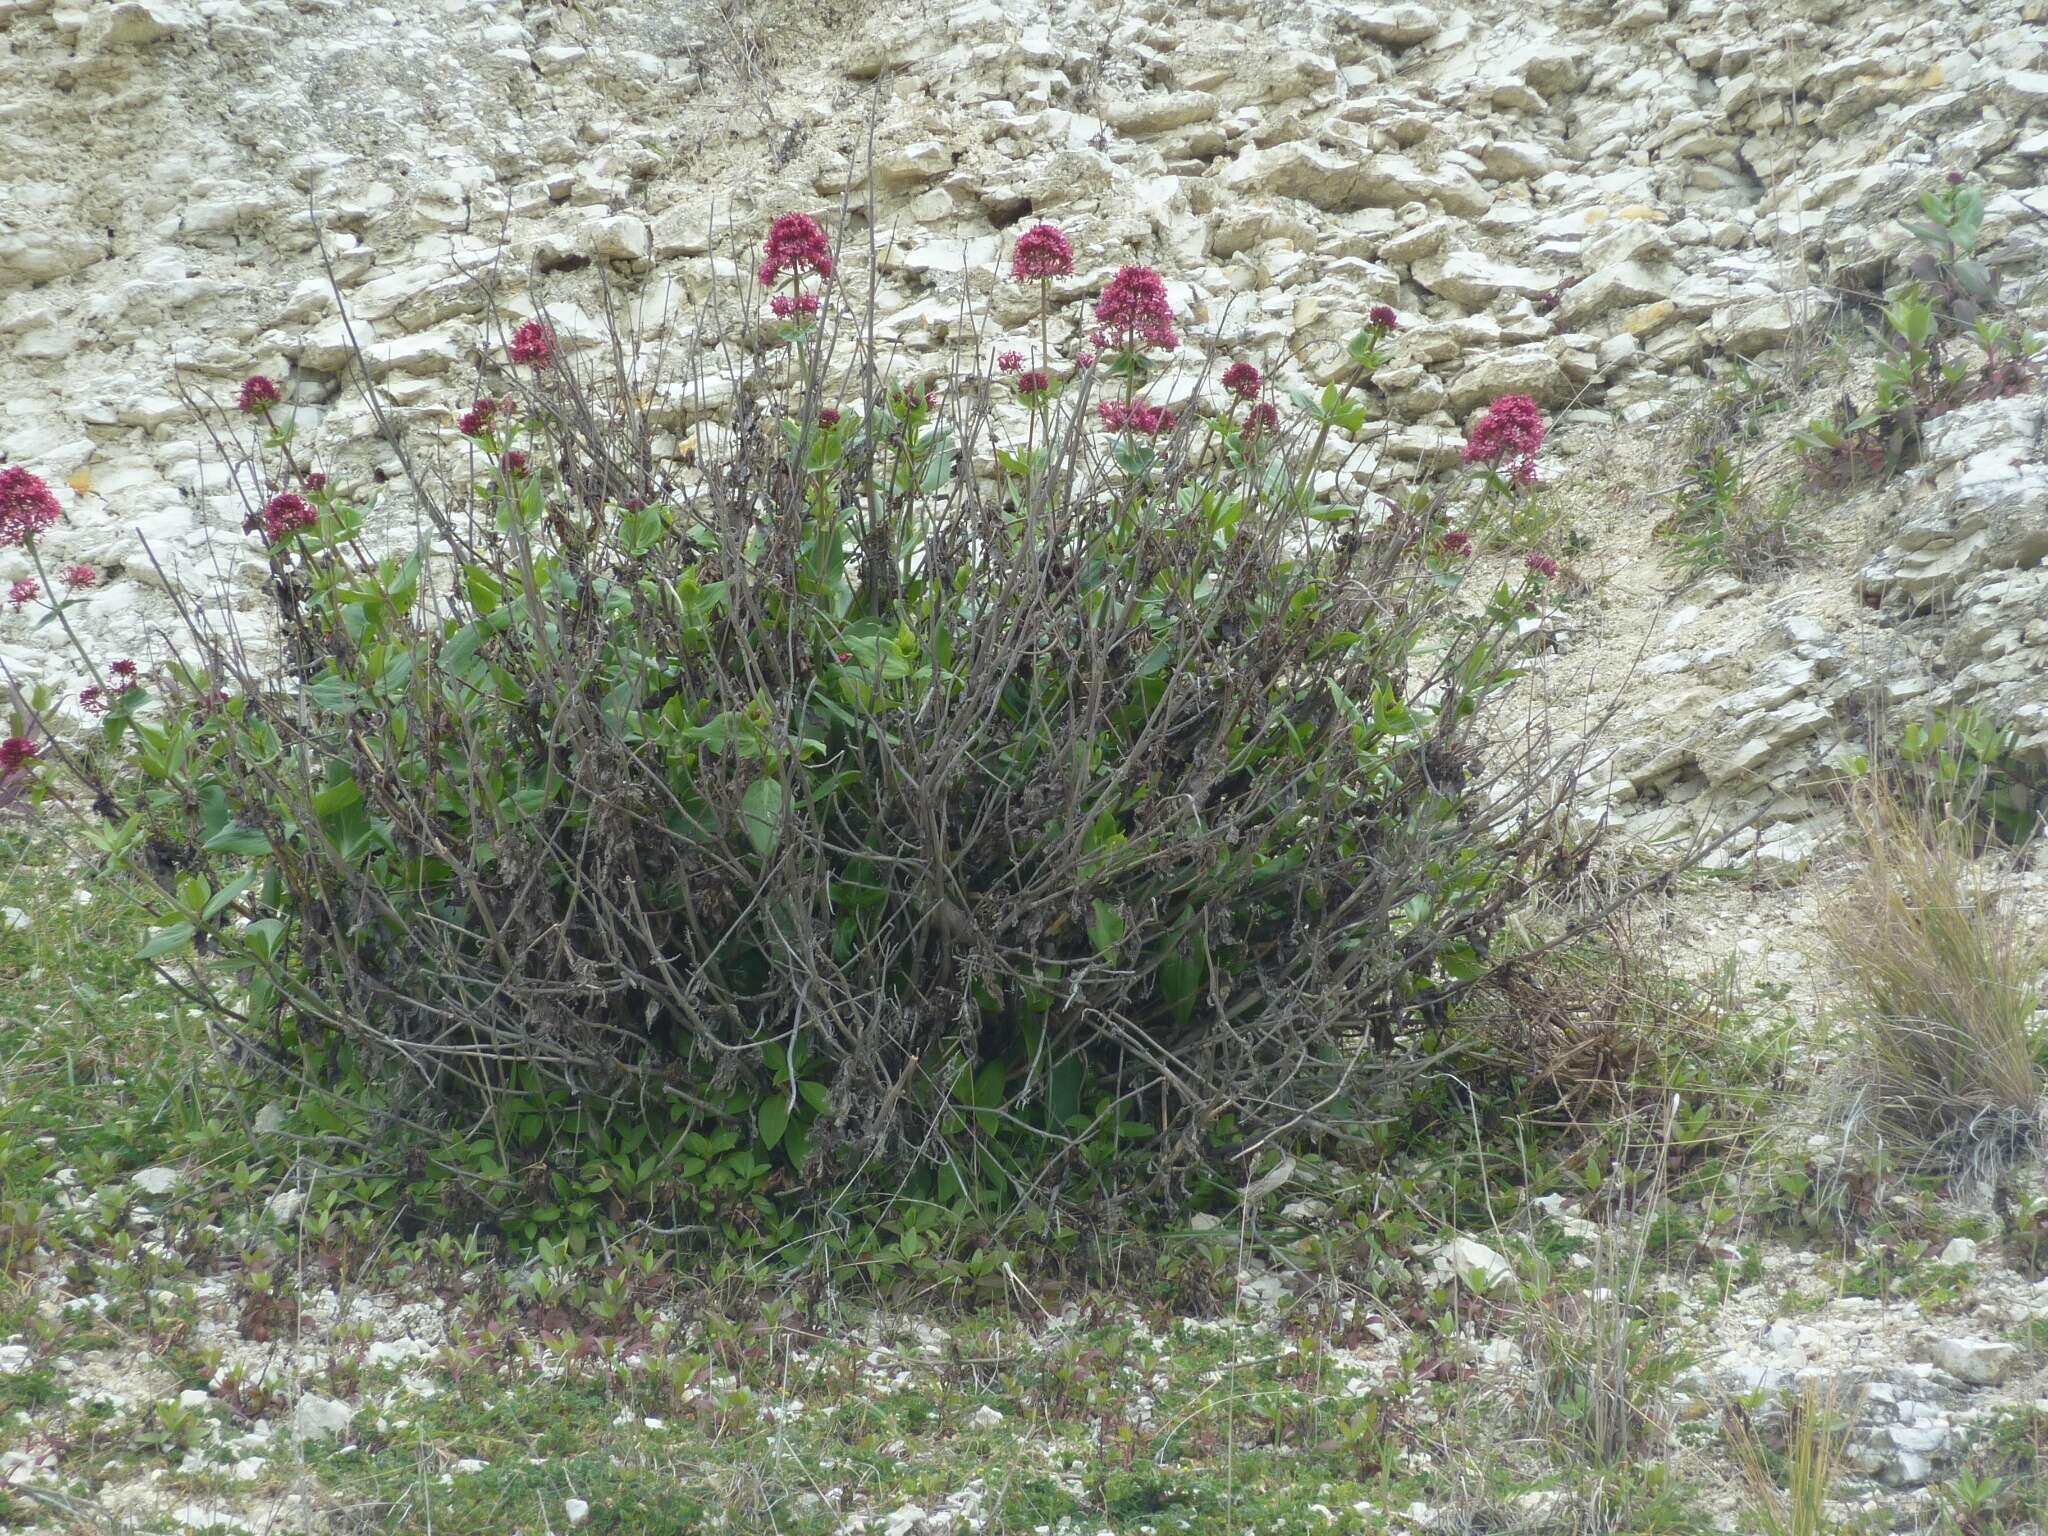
(238, 375, 283, 415)
(261, 493, 316, 543)
(1095, 265, 1178, 355)
(61, 564, 98, 590)
(508, 320, 555, 367)
(758, 213, 834, 284)
(1462, 394, 1546, 488)
(1222, 362, 1263, 402)
(0, 467, 61, 546)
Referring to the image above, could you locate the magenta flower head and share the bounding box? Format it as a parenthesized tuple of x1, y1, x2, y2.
(500, 451, 530, 478)
(817, 407, 842, 428)
(1438, 531, 1474, 558)
(261, 492, 317, 543)
(1010, 222, 1074, 282)
(1524, 550, 1559, 579)
(509, 320, 555, 367)
(1076, 348, 1097, 371)
(0, 736, 37, 777)
(1015, 368, 1050, 401)
(238, 375, 283, 415)
(1369, 306, 1400, 332)
(61, 564, 97, 590)
(996, 349, 1025, 374)
(1094, 265, 1177, 353)
(458, 397, 501, 438)
(8, 578, 38, 611)
(303, 471, 329, 493)
(1461, 394, 1546, 487)
(0, 467, 62, 548)
(759, 212, 835, 284)
(770, 293, 822, 321)
(1098, 399, 1175, 436)
(1222, 361, 1263, 402)
(109, 658, 139, 685)
(1244, 401, 1279, 438)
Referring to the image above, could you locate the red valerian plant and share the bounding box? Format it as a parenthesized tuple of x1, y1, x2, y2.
(1438, 531, 1475, 558)
(1222, 362, 1263, 401)
(61, 564, 97, 590)
(1369, 306, 1400, 333)
(238, 375, 283, 415)
(0, 466, 62, 547)
(996, 350, 1025, 374)
(1462, 394, 1546, 488)
(7, 578, 36, 611)
(508, 320, 555, 367)
(0, 736, 36, 777)
(770, 293, 821, 321)
(1524, 551, 1560, 579)
(24, 203, 1616, 1243)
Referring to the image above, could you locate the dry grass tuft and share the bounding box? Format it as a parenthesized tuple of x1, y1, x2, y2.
(1821, 784, 2043, 1175)
(1723, 1376, 1859, 1536)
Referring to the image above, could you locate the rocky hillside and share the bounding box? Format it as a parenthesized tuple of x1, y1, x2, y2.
(4, 0, 2045, 865)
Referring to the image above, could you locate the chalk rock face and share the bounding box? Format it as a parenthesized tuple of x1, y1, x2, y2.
(0, 0, 2039, 856)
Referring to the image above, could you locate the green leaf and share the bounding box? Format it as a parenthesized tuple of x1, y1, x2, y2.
(1087, 900, 1127, 963)
(137, 922, 197, 961)
(1159, 941, 1204, 1027)
(201, 870, 262, 922)
(757, 1097, 789, 1150)
(740, 777, 784, 859)
(312, 777, 362, 817)
(201, 822, 271, 856)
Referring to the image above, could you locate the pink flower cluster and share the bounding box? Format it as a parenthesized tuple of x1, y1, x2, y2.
(79, 662, 140, 717)
(238, 375, 283, 415)
(509, 320, 555, 367)
(1369, 306, 1400, 333)
(759, 213, 835, 285)
(1099, 399, 1176, 436)
(996, 350, 1025, 374)
(1095, 265, 1178, 354)
(0, 736, 36, 777)
(1015, 368, 1050, 401)
(458, 396, 507, 438)
(770, 293, 821, 321)
(1009, 223, 1074, 282)
(1222, 361, 1262, 402)
(1461, 394, 1546, 486)
(0, 467, 61, 547)
(61, 564, 97, 590)
(8, 578, 37, 611)
(262, 492, 317, 543)
(1524, 551, 1559, 579)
